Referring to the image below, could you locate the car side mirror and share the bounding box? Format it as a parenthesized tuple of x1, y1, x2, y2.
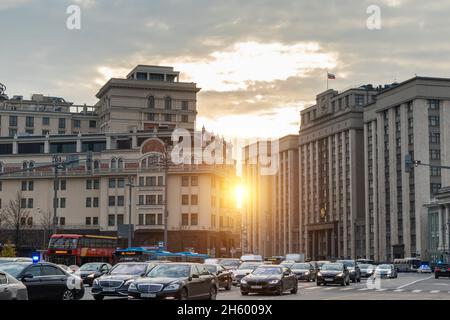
(22, 274, 34, 281)
(245, 272, 250, 275)
(192, 274, 199, 279)
(283, 271, 290, 276)
(217, 270, 222, 274)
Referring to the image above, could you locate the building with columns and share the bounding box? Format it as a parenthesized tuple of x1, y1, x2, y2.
(364, 77, 450, 262)
(299, 85, 380, 260)
(0, 65, 240, 257)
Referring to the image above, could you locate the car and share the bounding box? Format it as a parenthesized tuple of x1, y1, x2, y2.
(219, 258, 241, 271)
(204, 258, 220, 264)
(279, 260, 296, 268)
(92, 262, 155, 300)
(336, 260, 361, 283)
(128, 263, 218, 300)
(290, 262, 316, 281)
(316, 260, 331, 270)
(0, 262, 84, 300)
(75, 262, 112, 286)
(204, 264, 232, 290)
(358, 264, 375, 278)
(240, 265, 298, 296)
(57, 264, 74, 274)
(417, 265, 432, 274)
(434, 263, 450, 279)
(316, 262, 350, 286)
(265, 256, 285, 265)
(231, 261, 264, 286)
(69, 265, 80, 273)
(0, 257, 32, 265)
(373, 264, 397, 279)
(0, 271, 28, 300)
(240, 254, 263, 263)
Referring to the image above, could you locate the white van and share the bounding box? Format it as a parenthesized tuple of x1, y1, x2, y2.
(240, 254, 263, 262)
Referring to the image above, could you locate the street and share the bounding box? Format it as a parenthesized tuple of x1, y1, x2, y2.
(81, 273, 450, 300)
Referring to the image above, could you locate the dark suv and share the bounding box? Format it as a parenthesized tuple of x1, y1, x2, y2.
(434, 263, 450, 279)
(336, 260, 361, 283)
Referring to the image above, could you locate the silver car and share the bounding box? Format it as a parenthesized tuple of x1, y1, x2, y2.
(0, 271, 28, 300)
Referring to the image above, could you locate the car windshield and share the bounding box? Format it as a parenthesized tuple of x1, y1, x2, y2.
(204, 265, 218, 273)
(377, 265, 391, 270)
(80, 263, 102, 271)
(220, 260, 240, 267)
(321, 263, 343, 271)
(147, 264, 191, 278)
(252, 267, 282, 275)
(337, 260, 355, 267)
(0, 263, 29, 278)
(109, 263, 148, 275)
(358, 264, 373, 269)
(292, 263, 310, 269)
(317, 261, 330, 267)
(238, 263, 261, 270)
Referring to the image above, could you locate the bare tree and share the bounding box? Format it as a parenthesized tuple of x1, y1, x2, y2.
(38, 209, 53, 249)
(1, 192, 30, 249)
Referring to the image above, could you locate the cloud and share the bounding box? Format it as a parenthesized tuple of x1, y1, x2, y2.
(0, 0, 34, 10)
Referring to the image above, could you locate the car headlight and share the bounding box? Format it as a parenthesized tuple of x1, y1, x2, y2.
(93, 279, 99, 286)
(350, 270, 355, 273)
(124, 280, 134, 286)
(269, 280, 279, 284)
(87, 273, 95, 278)
(240, 279, 247, 284)
(387, 271, 392, 274)
(305, 271, 310, 275)
(128, 283, 137, 291)
(337, 273, 344, 277)
(317, 272, 322, 277)
(163, 283, 180, 291)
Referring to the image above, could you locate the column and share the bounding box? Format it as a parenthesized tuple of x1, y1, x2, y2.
(364, 123, 370, 258)
(76, 133, 82, 153)
(106, 136, 112, 150)
(388, 108, 398, 259)
(312, 231, 316, 260)
(376, 111, 386, 261)
(400, 103, 411, 257)
(44, 135, 50, 154)
(445, 205, 450, 253)
(438, 206, 444, 250)
(13, 135, 18, 154)
(341, 131, 348, 258)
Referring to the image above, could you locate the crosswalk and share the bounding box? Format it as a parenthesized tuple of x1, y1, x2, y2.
(297, 283, 450, 295)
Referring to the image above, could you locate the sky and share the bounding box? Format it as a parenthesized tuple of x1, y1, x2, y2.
(1, 0, 450, 139)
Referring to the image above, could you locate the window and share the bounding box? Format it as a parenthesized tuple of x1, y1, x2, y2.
(158, 176, 163, 186)
(117, 178, 125, 188)
(27, 217, 33, 226)
(147, 113, 155, 121)
(429, 116, 440, 127)
(191, 195, 198, 205)
(165, 114, 172, 122)
(148, 96, 155, 109)
(93, 179, 99, 189)
(42, 117, 50, 126)
(108, 196, 116, 207)
(73, 119, 81, 128)
(117, 196, 124, 207)
(182, 195, 189, 205)
(93, 217, 98, 225)
(26, 116, 34, 127)
(108, 215, 115, 226)
(86, 217, 91, 225)
(58, 118, 66, 129)
(60, 217, 65, 225)
(428, 99, 440, 109)
(86, 198, 92, 208)
(182, 176, 189, 186)
(9, 128, 17, 137)
(191, 176, 198, 186)
(182, 100, 189, 110)
(86, 180, 92, 189)
(59, 198, 65, 208)
(146, 214, 156, 225)
(93, 197, 99, 208)
(431, 183, 441, 195)
(158, 195, 163, 205)
(117, 214, 124, 226)
(431, 167, 441, 177)
(430, 149, 441, 160)
(182, 115, 189, 123)
(191, 213, 198, 226)
(21, 181, 27, 191)
(9, 116, 17, 126)
(89, 120, 97, 128)
(60, 180, 66, 190)
(430, 132, 440, 144)
(109, 178, 116, 188)
(139, 195, 144, 205)
(182, 214, 189, 226)
(355, 95, 364, 106)
(164, 97, 172, 110)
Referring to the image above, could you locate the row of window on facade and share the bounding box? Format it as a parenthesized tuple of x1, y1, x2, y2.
(146, 113, 190, 123)
(147, 96, 190, 111)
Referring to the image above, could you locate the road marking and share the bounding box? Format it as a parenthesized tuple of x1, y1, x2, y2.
(340, 287, 353, 291)
(324, 287, 337, 290)
(393, 289, 404, 292)
(412, 290, 422, 293)
(375, 289, 387, 292)
(305, 286, 320, 290)
(358, 288, 371, 291)
(429, 290, 440, 294)
(396, 275, 433, 289)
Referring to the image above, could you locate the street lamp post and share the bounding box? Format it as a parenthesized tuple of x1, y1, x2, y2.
(126, 176, 135, 248)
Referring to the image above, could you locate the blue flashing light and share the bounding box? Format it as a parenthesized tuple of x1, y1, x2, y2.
(32, 253, 40, 263)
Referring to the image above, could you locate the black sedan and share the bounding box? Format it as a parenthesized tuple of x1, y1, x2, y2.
(291, 262, 316, 281)
(128, 263, 218, 300)
(0, 271, 28, 300)
(74, 262, 112, 286)
(336, 260, 361, 283)
(435, 263, 450, 279)
(0, 262, 84, 300)
(316, 262, 350, 286)
(92, 262, 154, 300)
(240, 265, 298, 296)
(204, 264, 232, 290)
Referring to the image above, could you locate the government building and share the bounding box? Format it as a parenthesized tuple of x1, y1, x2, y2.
(0, 65, 241, 257)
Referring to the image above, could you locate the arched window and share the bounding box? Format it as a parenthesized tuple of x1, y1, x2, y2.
(22, 161, 28, 170)
(164, 97, 172, 110)
(29, 161, 35, 170)
(111, 158, 117, 169)
(148, 96, 155, 109)
(117, 158, 124, 169)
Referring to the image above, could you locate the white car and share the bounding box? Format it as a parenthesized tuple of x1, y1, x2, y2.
(417, 265, 432, 273)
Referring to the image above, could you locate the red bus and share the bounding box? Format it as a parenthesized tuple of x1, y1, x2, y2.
(47, 234, 118, 266)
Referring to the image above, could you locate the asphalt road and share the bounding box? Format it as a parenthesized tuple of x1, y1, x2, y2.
(81, 273, 450, 300)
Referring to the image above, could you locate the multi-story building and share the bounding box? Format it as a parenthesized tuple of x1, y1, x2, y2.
(364, 77, 450, 262)
(0, 65, 240, 257)
(299, 85, 380, 260)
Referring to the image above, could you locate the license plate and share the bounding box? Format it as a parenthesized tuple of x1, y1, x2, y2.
(325, 278, 334, 282)
(251, 286, 263, 289)
(103, 288, 116, 292)
(141, 293, 156, 298)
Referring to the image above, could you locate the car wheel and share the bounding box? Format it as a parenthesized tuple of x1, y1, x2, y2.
(93, 295, 104, 301)
(290, 284, 298, 294)
(225, 280, 232, 291)
(179, 288, 189, 300)
(241, 291, 248, 296)
(435, 275, 439, 279)
(62, 289, 75, 300)
(209, 286, 217, 300)
(277, 285, 283, 295)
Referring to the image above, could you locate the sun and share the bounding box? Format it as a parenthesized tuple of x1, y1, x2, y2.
(235, 184, 246, 209)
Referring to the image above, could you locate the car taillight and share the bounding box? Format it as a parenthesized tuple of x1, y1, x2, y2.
(435, 268, 440, 272)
